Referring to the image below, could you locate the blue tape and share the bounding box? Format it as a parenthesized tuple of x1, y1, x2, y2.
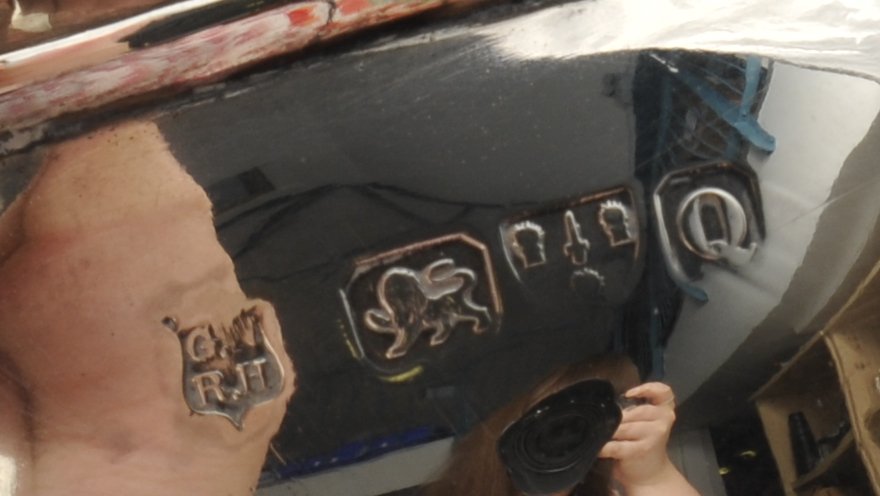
(265, 425, 449, 482)
(671, 59, 776, 153)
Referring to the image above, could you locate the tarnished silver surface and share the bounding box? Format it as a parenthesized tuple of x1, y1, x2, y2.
(169, 307, 285, 429)
(364, 259, 493, 360)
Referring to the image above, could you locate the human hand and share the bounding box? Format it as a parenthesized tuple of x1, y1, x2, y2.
(0, 121, 296, 496)
(598, 382, 684, 493)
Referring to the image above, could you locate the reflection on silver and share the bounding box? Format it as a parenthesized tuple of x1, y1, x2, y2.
(364, 258, 492, 360)
(504, 221, 547, 270)
(171, 307, 285, 429)
(562, 210, 591, 266)
(598, 200, 638, 247)
(676, 187, 756, 265)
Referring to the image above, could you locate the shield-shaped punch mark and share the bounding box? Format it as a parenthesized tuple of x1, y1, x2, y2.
(173, 307, 285, 429)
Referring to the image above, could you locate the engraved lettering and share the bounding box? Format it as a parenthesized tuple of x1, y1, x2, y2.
(185, 324, 216, 362)
(192, 370, 226, 405)
(174, 307, 285, 428)
(235, 358, 268, 393)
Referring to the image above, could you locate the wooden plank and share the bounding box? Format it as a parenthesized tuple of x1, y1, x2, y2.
(825, 326, 880, 495)
(751, 331, 829, 402)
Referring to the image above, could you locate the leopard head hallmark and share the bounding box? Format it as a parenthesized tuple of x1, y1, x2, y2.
(164, 308, 285, 429)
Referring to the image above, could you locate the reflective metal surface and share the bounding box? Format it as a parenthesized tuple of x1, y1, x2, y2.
(1, 1, 880, 496)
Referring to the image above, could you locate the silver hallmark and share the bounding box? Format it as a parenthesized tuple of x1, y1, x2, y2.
(571, 267, 606, 290)
(342, 233, 502, 375)
(364, 259, 492, 360)
(498, 187, 643, 305)
(598, 200, 638, 247)
(562, 210, 591, 266)
(676, 187, 756, 265)
(653, 163, 764, 301)
(562, 210, 605, 289)
(170, 308, 285, 429)
(503, 221, 547, 270)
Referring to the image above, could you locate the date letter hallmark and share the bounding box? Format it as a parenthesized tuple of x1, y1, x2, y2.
(168, 308, 285, 429)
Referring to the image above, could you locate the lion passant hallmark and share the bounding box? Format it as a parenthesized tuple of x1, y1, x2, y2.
(363, 258, 493, 360)
(342, 234, 503, 377)
(167, 307, 285, 429)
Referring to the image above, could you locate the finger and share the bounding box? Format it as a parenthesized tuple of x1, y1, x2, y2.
(0, 121, 293, 495)
(625, 382, 675, 407)
(598, 441, 616, 459)
(598, 439, 652, 460)
(621, 404, 676, 424)
(612, 420, 663, 441)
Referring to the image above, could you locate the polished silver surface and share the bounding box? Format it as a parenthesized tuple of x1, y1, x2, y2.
(1, 2, 880, 495)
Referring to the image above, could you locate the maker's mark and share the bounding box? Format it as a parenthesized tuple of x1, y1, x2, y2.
(169, 307, 285, 429)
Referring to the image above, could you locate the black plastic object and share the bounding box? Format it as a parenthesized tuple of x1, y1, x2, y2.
(788, 412, 820, 476)
(498, 379, 623, 495)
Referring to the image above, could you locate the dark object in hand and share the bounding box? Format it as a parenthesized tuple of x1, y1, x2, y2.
(497, 379, 623, 495)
